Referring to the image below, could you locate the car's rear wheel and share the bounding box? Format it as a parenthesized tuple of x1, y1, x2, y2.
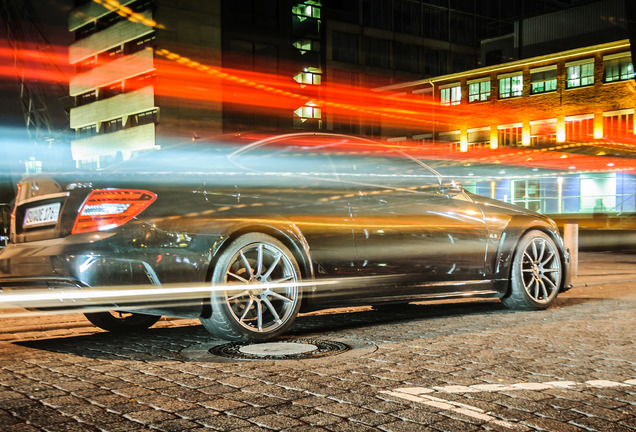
(501, 230, 562, 310)
(200, 233, 302, 341)
(83, 311, 161, 332)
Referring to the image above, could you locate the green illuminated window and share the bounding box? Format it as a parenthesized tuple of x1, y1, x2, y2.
(567, 61, 594, 88)
(292, 2, 321, 20)
(293, 67, 322, 85)
(440, 85, 461, 106)
(499, 73, 523, 98)
(605, 56, 634, 82)
(468, 80, 490, 103)
(530, 68, 556, 94)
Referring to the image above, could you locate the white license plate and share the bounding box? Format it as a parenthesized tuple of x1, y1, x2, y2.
(23, 202, 61, 228)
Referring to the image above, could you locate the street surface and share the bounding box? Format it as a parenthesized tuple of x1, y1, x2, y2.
(0, 252, 635, 431)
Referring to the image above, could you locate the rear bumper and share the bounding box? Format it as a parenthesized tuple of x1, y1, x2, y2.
(0, 235, 210, 317)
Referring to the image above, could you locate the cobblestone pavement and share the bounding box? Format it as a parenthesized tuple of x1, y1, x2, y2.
(0, 252, 634, 432)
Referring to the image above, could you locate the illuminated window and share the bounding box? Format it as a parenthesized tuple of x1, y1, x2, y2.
(101, 118, 123, 134)
(565, 115, 593, 140)
(292, 2, 321, 20)
(530, 119, 557, 145)
(530, 67, 556, 94)
(497, 124, 523, 147)
(294, 102, 322, 129)
(468, 79, 490, 102)
(512, 179, 541, 212)
(293, 39, 320, 55)
(604, 54, 634, 82)
(77, 125, 97, 138)
(440, 84, 461, 106)
(127, 109, 158, 128)
(566, 60, 594, 88)
(125, 33, 156, 55)
(603, 110, 634, 138)
(293, 67, 322, 85)
(294, 105, 321, 119)
(499, 73, 523, 98)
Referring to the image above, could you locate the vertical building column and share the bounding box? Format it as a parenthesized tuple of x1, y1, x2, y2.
(522, 120, 531, 145)
(556, 115, 566, 142)
(490, 125, 498, 149)
(460, 127, 468, 152)
(593, 112, 603, 139)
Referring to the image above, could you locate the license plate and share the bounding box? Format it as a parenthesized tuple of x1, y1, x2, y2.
(23, 202, 61, 228)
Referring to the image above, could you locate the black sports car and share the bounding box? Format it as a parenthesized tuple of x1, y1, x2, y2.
(0, 133, 571, 341)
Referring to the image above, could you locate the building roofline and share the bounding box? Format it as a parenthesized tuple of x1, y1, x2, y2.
(374, 39, 631, 92)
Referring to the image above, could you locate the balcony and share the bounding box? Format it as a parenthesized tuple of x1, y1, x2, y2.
(70, 10, 154, 64)
(70, 48, 154, 96)
(71, 123, 156, 162)
(69, 0, 136, 31)
(70, 86, 155, 129)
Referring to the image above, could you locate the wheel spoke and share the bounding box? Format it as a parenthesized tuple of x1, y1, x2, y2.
(531, 241, 538, 261)
(262, 297, 282, 324)
(227, 271, 249, 284)
(262, 253, 282, 280)
(538, 279, 549, 299)
(543, 276, 558, 291)
(239, 252, 253, 279)
(273, 275, 295, 284)
(256, 300, 263, 331)
(239, 298, 254, 322)
(256, 244, 264, 276)
(541, 251, 555, 266)
(228, 290, 250, 301)
(530, 280, 539, 299)
(267, 290, 294, 303)
(537, 239, 546, 262)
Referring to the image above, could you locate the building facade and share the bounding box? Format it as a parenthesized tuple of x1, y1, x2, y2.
(376, 39, 636, 215)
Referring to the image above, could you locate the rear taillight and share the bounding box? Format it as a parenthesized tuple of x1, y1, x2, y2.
(72, 189, 157, 234)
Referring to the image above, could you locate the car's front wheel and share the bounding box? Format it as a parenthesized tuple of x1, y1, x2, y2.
(501, 230, 563, 310)
(83, 311, 161, 332)
(200, 233, 302, 341)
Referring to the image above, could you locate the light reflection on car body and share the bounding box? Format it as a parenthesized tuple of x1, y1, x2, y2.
(0, 133, 571, 341)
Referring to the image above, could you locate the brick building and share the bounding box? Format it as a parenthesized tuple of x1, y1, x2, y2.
(375, 39, 636, 215)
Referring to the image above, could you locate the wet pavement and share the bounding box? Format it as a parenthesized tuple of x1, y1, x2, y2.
(0, 251, 635, 432)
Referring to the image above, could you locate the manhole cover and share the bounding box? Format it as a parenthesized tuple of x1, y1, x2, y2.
(209, 338, 349, 360)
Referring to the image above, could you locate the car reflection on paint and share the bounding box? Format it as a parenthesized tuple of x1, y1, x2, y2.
(0, 133, 571, 341)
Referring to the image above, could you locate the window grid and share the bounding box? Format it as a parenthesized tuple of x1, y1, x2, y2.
(440, 86, 461, 106)
(605, 57, 634, 82)
(468, 81, 490, 103)
(530, 69, 557, 94)
(567, 62, 594, 88)
(499, 74, 523, 98)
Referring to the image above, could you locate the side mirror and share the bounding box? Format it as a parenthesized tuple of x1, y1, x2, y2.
(438, 180, 463, 196)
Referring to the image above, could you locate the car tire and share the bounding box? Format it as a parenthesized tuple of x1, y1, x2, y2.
(200, 233, 302, 342)
(83, 311, 161, 332)
(501, 230, 562, 310)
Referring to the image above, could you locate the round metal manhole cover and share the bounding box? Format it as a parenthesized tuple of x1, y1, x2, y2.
(209, 338, 349, 360)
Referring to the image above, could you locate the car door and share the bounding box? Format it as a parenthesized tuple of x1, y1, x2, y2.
(228, 138, 359, 277)
(332, 144, 490, 294)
